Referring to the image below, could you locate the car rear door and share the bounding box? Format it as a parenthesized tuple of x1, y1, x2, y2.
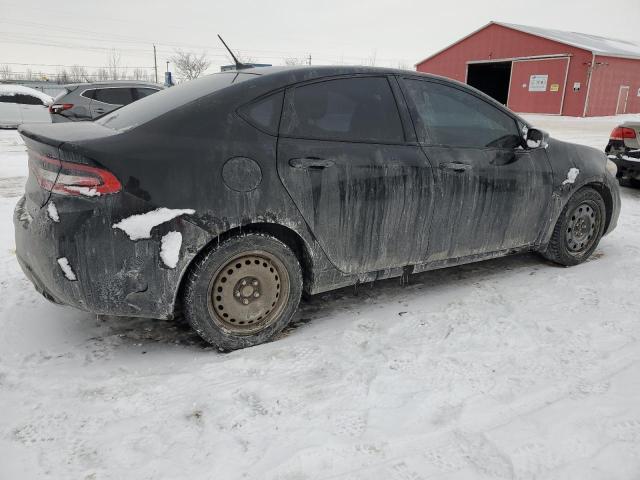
(400, 77, 553, 260)
(90, 87, 134, 118)
(277, 75, 435, 274)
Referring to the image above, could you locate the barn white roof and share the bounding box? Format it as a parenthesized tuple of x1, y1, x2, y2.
(496, 22, 640, 60)
(416, 22, 640, 66)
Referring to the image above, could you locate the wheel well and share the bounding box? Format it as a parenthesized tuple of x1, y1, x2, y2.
(174, 223, 313, 317)
(586, 182, 613, 233)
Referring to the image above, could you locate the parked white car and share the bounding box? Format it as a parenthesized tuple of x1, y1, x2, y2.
(0, 84, 53, 128)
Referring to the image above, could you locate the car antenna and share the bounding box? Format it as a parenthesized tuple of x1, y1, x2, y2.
(217, 34, 248, 70)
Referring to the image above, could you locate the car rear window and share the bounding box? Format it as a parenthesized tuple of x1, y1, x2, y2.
(238, 90, 284, 135)
(97, 73, 255, 130)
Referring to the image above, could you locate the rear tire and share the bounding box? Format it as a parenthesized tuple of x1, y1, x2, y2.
(542, 187, 606, 266)
(183, 233, 303, 350)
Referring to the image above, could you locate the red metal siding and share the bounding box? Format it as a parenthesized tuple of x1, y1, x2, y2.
(586, 55, 640, 116)
(416, 23, 593, 116)
(507, 58, 568, 114)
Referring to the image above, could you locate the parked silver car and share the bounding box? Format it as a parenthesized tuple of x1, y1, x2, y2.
(50, 81, 164, 122)
(0, 84, 53, 128)
(606, 121, 640, 186)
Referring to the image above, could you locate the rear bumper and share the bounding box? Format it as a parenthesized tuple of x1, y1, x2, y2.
(608, 148, 640, 178)
(14, 194, 210, 319)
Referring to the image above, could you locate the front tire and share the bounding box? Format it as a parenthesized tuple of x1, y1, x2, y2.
(542, 187, 606, 266)
(183, 234, 303, 350)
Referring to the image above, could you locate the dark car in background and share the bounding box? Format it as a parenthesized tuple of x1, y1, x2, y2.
(49, 80, 164, 122)
(606, 121, 640, 187)
(15, 66, 620, 350)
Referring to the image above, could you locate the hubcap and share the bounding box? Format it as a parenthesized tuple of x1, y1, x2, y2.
(565, 202, 599, 254)
(208, 251, 289, 334)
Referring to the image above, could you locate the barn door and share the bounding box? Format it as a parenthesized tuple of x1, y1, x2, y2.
(616, 86, 630, 115)
(507, 57, 569, 114)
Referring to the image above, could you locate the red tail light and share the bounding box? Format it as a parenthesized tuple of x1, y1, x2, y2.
(28, 151, 121, 196)
(49, 103, 73, 114)
(610, 126, 637, 140)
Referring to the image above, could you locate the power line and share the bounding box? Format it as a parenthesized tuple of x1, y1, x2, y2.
(0, 61, 154, 69)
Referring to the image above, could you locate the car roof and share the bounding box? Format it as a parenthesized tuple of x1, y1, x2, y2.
(0, 83, 54, 103)
(228, 64, 433, 80)
(217, 65, 475, 95)
(63, 80, 165, 89)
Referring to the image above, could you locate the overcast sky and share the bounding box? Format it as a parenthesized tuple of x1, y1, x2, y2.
(1, 0, 639, 78)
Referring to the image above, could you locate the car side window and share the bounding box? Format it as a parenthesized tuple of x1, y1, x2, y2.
(81, 89, 96, 100)
(0, 95, 16, 103)
(93, 88, 134, 106)
(134, 88, 159, 99)
(238, 90, 284, 135)
(402, 79, 521, 149)
(13, 94, 44, 106)
(282, 76, 404, 143)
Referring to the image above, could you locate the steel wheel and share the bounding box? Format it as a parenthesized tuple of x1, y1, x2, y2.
(565, 201, 601, 255)
(207, 250, 290, 335)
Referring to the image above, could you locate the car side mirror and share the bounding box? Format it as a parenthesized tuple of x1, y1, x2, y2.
(525, 128, 549, 149)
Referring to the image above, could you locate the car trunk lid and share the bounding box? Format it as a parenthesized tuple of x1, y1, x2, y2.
(20, 122, 122, 207)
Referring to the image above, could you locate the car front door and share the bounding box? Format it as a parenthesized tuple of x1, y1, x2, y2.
(0, 94, 21, 127)
(17, 94, 50, 124)
(400, 77, 553, 261)
(277, 75, 436, 274)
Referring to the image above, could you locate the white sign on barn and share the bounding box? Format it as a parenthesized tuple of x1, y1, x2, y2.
(528, 75, 548, 92)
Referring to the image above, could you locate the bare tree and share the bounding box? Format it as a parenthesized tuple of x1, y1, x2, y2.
(0, 64, 12, 80)
(107, 51, 122, 80)
(69, 65, 89, 82)
(363, 50, 377, 67)
(170, 50, 211, 81)
(283, 57, 306, 66)
(95, 68, 110, 81)
(132, 67, 150, 81)
(57, 69, 70, 84)
(397, 60, 409, 70)
(236, 52, 255, 64)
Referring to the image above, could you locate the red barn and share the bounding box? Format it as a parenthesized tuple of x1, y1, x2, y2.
(415, 22, 640, 116)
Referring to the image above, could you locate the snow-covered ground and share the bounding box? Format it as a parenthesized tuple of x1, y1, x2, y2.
(1, 114, 640, 479)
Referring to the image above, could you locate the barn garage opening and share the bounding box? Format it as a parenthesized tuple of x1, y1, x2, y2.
(466, 61, 512, 105)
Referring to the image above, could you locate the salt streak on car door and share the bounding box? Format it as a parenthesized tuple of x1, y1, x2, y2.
(400, 78, 553, 260)
(277, 75, 435, 274)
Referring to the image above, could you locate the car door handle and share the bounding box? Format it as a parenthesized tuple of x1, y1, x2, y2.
(440, 162, 472, 172)
(289, 157, 335, 169)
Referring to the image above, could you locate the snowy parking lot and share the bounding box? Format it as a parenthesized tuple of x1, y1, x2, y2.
(1, 114, 640, 479)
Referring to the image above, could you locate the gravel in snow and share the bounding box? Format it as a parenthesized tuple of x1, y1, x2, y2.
(160, 231, 182, 268)
(2, 116, 640, 479)
(112, 207, 195, 240)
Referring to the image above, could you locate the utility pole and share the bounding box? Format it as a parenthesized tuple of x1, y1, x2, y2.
(307, 54, 312, 66)
(153, 44, 158, 83)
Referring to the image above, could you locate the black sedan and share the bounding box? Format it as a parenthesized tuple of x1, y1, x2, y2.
(14, 66, 620, 350)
